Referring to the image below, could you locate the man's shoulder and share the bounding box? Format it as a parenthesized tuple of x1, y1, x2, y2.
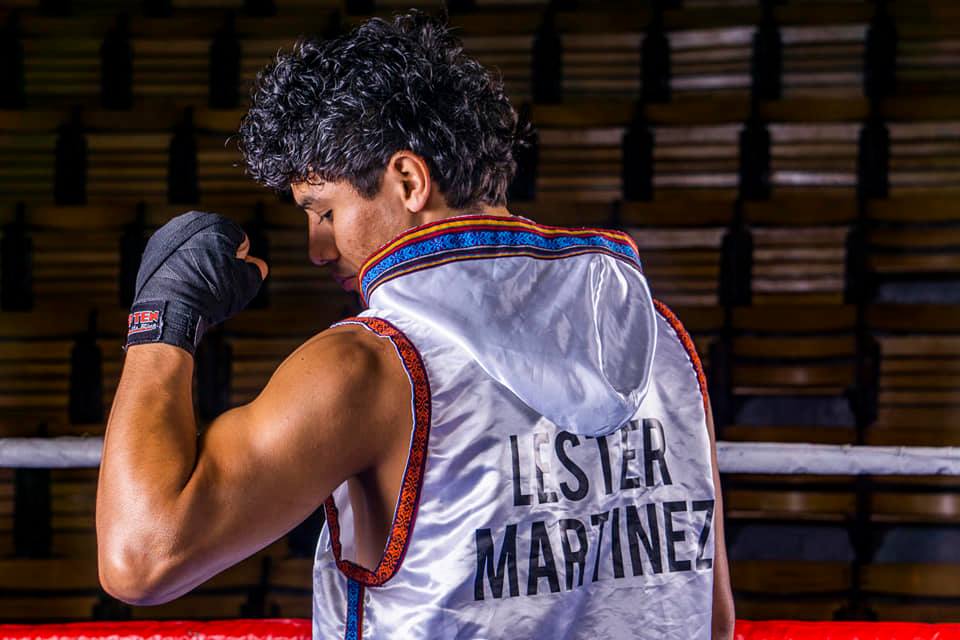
(271, 320, 413, 419)
(240, 320, 412, 473)
(291, 322, 383, 368)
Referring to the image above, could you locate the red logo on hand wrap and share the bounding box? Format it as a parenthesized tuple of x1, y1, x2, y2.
(128, 309, 161, 335)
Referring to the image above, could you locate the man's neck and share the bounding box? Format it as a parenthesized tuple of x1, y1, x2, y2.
(418, 204, 513, 225)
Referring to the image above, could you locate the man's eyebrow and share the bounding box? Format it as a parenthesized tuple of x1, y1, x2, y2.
(295, 195, 314, 209)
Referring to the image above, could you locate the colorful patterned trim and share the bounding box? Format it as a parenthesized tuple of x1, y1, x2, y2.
(344, 578, 364, 640)
(324, 316, 432, 587)
(357, 215, 642, 305)
(653, 299, 710, 415)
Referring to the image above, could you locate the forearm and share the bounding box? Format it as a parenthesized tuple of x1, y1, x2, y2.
(97, 343, 198, 584)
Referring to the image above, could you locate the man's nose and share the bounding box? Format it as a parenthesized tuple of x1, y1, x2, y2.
(308, 223, 338, 267)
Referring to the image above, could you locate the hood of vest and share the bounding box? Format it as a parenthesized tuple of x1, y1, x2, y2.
(358, 215, 657, 437)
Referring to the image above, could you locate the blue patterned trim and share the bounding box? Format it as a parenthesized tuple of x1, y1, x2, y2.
(361, 227, 642, 301)
(345, 578, 363, 640)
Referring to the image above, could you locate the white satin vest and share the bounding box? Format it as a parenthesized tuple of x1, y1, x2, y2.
(312, 215, 716, 639)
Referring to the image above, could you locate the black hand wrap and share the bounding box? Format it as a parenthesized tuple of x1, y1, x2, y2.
(125, 211, 264, 355)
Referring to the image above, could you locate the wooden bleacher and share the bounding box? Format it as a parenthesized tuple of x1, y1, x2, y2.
(620, 196, 731, 308)
(744, 195, 858, 305)
(730, 557, 853, 620)
(717, 299, 864, 620)
(715, 304, 862, 445)
(866, 191, 960, 305)
(726, 520, 854, 620)
(0, 558, 101, 622)
(0, 311, 93, 435)
(861, 562, 960, 622)
(867, 305, 960, 446)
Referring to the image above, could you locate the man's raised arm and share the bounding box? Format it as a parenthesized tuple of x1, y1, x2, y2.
(95, 211, 409, 605)
(96, 325, 405, 606)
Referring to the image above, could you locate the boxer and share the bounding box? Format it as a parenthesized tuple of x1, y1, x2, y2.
(97, 10, 734, 639)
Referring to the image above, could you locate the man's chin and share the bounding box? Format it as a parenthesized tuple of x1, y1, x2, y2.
(335, 276, 357, 292)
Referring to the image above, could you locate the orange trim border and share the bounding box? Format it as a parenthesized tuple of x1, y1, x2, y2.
(359, 214, 639, 281)
(356, 214, 641, 305)
(324, 316, 432, 587)
(652, 299, 710, 414)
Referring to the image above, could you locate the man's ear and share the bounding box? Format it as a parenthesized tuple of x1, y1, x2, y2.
(386, 151, 432, 214)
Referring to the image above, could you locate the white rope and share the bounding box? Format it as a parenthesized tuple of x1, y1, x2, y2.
(0, 437, 104, 469)
(2, 437, 960, 475)
(716, 441, 960, 476)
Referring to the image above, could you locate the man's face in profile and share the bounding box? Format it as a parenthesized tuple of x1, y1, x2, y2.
(291, 176, 409, 294)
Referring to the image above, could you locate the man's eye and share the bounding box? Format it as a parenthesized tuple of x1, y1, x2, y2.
(322, 210, 333, 221)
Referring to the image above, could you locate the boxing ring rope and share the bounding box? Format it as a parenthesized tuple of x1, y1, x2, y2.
(2, 436, 960, 475)
(3, 438, 960, 640)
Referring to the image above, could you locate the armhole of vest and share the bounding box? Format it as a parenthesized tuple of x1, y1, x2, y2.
(651, 299, 710, 415)
(323, 315, 433, 588)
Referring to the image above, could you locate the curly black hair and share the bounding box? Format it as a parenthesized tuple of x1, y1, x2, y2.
(238, 10, 520, 209)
